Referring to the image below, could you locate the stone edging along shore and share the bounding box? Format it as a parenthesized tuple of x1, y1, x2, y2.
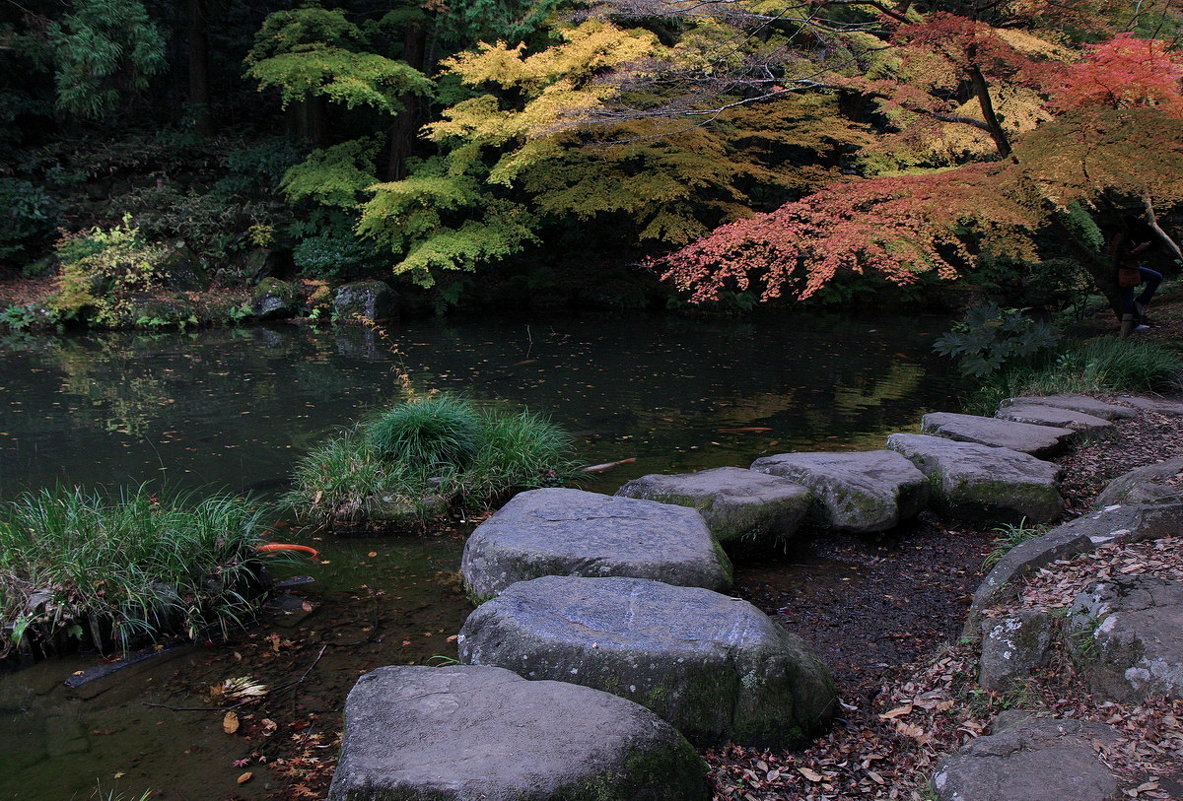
(328, 394, 1183, 801)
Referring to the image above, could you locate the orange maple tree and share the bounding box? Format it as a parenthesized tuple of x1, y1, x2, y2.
(654, 2, 1183, 311)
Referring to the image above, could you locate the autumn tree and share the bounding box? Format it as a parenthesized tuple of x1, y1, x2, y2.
(645, 1, 1183, 313)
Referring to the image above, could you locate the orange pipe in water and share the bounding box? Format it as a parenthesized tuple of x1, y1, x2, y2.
(255, 543, 320, 561)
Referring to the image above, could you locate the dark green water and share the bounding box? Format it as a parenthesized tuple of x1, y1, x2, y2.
(0, 311, 956, 800)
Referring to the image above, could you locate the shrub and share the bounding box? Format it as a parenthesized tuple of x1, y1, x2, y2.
(365, 394, 485, 471)
(0, 178, 60, 262)
(933, 303, 1060, 380)
(51, 217, 169, 325)
(0, 486, 285, 657)
(456, 409, 579, 505)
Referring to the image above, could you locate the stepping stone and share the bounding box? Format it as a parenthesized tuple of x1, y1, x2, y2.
(921, 412, 1075, 458)
(328, 665, 708, 801)
(933, 715, 1117, 801)
(1067, 575, 1183, 702)
(748, 450, 928, 533)
(886, 434, 1062, 524)
(458, 575, 836, 747)
(615, 467, 811, 544)
(978, 610, 1054, 692)
(994, 403, 1114, 435)
(459, 488, 732, 599)
(1094, 454, 1183, 508)
(1000, 394, 1135, 421)
(1116, 394, 1183, 416)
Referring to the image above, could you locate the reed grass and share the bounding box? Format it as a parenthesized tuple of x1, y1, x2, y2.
(0, 486, 275, 658)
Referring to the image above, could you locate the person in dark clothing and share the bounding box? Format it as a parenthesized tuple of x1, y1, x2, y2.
(1110, 215, 1162, 331)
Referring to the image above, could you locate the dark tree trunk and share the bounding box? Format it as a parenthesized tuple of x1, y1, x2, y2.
(386, 21, 427, 181)
(967, 63, 1011, 158)
(187, 0, 213, 136)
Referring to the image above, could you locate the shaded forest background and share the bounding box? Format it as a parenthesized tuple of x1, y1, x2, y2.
(1, 0, 1181, 323)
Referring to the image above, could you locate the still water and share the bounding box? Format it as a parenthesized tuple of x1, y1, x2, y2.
(0, 311, 957, 800)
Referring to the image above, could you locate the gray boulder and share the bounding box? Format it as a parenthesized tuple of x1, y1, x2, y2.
(459, 576, 835, 747)
(615, 467, 811, 544)
(328, 665, 708, 801)
(978, 611, 1055, 692)
(999, 394, 1135, 421)
(967, 502, 1183, 633)
(933, 717, 1117, 801)
(994, 403, 1114, 436)
(333, 280, 397, 322)
(887, 434, 1062, 524)
(459, 489, 732, 599)
(1067, 575, 1183, 702)
(748, 450, 928, 533)
(1094, 454, 1183, 508)
(921, 412, 1075, 458)
(251, 277, 300, 320)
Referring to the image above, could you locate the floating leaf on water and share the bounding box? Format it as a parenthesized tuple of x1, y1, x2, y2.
(237, 772, 253, 785)
(223, 711, 240, 735)
(222, 676, 268, 699)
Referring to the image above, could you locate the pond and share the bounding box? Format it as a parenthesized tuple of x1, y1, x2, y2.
(0, 310, 959, 801)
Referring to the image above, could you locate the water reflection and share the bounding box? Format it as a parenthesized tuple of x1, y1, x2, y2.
(0, 312, 953, 499)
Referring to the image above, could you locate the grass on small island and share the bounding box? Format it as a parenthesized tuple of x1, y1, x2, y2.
(286, 393, 582, 527)
(0, 486, 282, 658)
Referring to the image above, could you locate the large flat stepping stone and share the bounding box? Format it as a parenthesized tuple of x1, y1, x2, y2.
(933, 715, 1117, 801)
(748, 450, 927, 533)
(1067, 575, 1183, 702)
(1116, 394, 1183, 416)
(1095, 454, 1183, 508)
(994, 402, 1114, 435)
(886, 434, 1062, 524)
(615, 467, 811, 544)
(921, 412, 1075, 457)
(1000, 394, 1135, 421)
(458, 575, 836, 747)
(460, 488, 732, 599)
(328, 665, 708, 801)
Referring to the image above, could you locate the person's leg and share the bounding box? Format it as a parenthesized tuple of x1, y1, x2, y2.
(1135, 267, 1163, 313)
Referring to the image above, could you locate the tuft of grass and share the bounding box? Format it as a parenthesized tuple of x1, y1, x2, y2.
(0, 486, 280, 658)
(982, 518, 1048, 569)
(287, 397, 582, 527)
(966, 336, 1182, 414)
(365, 393, 483, 470)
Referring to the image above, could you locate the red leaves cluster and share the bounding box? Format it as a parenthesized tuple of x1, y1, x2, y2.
(1052, 34, 1183, 116)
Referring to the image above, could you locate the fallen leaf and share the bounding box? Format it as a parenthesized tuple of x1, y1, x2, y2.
(880, 704, 913, 719)
(223, 711, 240, 735)
(113, 772, 126, 780)
(798, 767, 823, 782)
(237, 772, 253, 785)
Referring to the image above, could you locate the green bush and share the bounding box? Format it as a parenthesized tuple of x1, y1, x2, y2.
(0, 178, 60, 262)
(51, 217, 170, 325)
(293, 231, 380, 281)
(0, 486, 283, 657)
(288, 395, 581, 526)
(933, 303, 1060, 380)
(365, 394, 485, 470)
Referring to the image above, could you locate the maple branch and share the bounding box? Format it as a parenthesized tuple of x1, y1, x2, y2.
(1143, 194, 1183, 261)
(967, 64, 1012, 158)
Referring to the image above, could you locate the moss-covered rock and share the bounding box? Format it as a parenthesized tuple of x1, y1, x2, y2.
(251, 277, 300, 320)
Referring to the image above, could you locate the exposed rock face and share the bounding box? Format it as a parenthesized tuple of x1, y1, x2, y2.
(458, 576, 836, 747)
(999, 394, 1135, 421)
(994, 403, 1114, 435)
(615, 467, 811, 544)
(327, 664, 709, 801)
(932, 717, 1118, 801)
(333, 280, 397, 322)
(921, 412, 1075, 458)
(1067, 575, 1183, 702)
(978, 611, 1054, 692)
(748, 451, 928, 533)
(158, 243, 207, 291)
(1094, 454, 1183, 508)
(251, 277, 300, 320)
(459, 488, 733, 599)
(886, 433, 1063, 524)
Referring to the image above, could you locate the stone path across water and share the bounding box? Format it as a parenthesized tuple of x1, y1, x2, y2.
(335, 393, 1183, 801)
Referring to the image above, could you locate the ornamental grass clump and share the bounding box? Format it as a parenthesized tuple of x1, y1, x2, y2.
(288, 394, 580, 527)
(0, 486, 278, 660)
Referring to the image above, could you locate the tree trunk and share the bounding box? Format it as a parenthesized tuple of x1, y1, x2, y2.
(386, 21, 427, 181)
(967, 63, 1011, 158)
(187, 0, 213, 136)
(1050, 216, 1123, 319)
